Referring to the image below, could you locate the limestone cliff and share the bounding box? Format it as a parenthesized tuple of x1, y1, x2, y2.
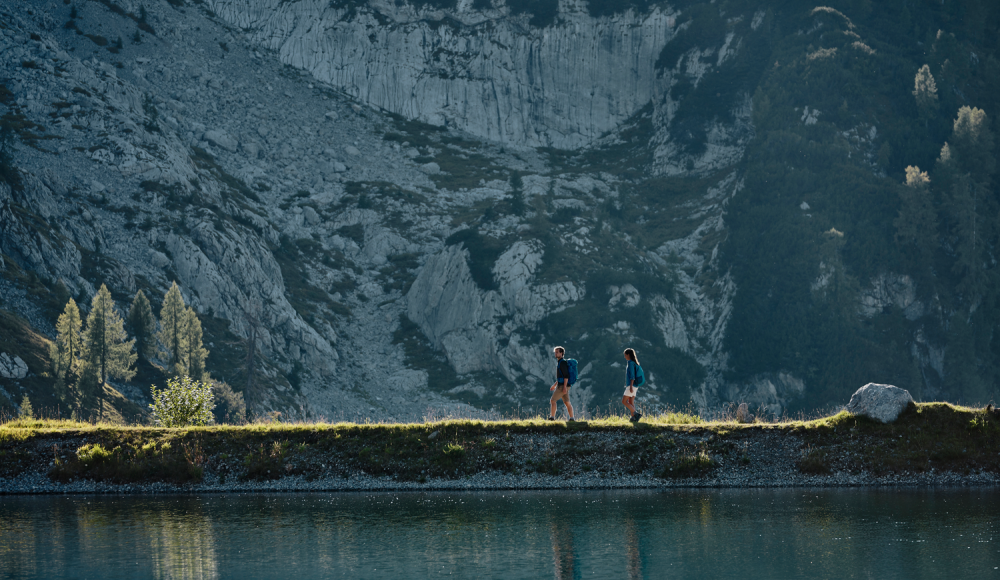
(205, 0, 677, 150)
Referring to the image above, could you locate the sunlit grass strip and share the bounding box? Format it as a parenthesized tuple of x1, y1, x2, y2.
(0, 402, 993, 434)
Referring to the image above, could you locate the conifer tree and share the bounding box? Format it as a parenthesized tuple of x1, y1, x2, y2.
(158, 282, 187, 372)
(83, 284, 137, 386)
(183, 306, 209, 380)
(53, 298, 83, 380)
(912, 64, 938, 120)
(76, 362, 101, 414)
(127, 289, 157, 362)
(937, 107, 996, 301)
(894, 166, 937, 267)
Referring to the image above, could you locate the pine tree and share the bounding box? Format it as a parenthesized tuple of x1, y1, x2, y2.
(76, 362, 101, 414)
(912, 64, 938, 120)
(937, 107, 997, 303)
(894, 166, 938, 267)
(18, 395, 33, 420)
(83, 284, 137, 386)
(53, 298, 83, 380)
(158, 282, 187, 371)
(127, 289, 157, 362)
(183, 307, 209, 380)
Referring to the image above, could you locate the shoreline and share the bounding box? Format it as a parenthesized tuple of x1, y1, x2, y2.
(3, 403, 999, 495)
(3, 469, 1000, 496)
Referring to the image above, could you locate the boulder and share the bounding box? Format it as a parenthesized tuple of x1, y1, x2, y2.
(419, 162, 441, 175)
(204, 129, 238, 152)
(0, 353, 28, 379)
(846, 383, 914, 423)
(302, 206, 321, 226)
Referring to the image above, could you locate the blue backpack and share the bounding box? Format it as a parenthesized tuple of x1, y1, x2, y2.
(634, 363, 645, 387)
(566, 358, 578, 386)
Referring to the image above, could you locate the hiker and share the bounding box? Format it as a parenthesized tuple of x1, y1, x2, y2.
(548, 346, 576, 421)
(622, 348, 644, 422)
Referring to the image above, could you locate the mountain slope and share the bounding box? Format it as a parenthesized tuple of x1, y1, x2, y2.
(1, 0, 998, 421)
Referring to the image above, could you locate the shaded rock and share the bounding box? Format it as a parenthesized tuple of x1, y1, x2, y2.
(846, 383, 914, 423)
(344, 145, 360, 156)
(302, 206, 321, 226)
(204, 129, 238, 152)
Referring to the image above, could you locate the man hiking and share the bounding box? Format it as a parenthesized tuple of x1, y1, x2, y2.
(548, 346, 576, 422)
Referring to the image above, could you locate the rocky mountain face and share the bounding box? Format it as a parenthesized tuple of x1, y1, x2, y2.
(1, 0, 997, 420)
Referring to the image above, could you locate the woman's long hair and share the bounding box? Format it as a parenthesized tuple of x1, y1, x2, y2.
(624, 348, 639, 366)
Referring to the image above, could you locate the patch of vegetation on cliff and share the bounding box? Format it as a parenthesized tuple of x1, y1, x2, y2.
(505, 0, 558, 28)
(272, 235, 351, 319)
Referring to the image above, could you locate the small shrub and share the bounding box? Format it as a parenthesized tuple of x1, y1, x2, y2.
(798, 446, 831, 474)
(661, 450, 715, 478)
(443, 442, 465, 457)
(243, 441, 286, 480)
(149, 376, 215, 427)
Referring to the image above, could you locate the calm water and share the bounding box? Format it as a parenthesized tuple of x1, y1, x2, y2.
(1, 489, 999, 579)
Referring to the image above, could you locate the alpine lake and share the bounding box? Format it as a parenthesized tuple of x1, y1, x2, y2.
(1, 488, 998, 579)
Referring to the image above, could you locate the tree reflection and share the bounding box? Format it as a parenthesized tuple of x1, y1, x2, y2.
(147, 508, 219, 580)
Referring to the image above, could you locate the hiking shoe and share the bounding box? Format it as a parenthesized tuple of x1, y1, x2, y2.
(546, 416, 555, 421)
(634, 412, 643, 422)
(567, 418, 575, 422)
(629, 413, 638, 422)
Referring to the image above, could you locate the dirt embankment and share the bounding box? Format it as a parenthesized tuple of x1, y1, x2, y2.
(2, 404, 999, 494)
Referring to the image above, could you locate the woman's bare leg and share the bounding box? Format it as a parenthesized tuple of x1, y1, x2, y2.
(622, 395, 635, 415)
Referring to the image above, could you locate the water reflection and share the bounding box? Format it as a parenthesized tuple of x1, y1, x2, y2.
(1, 489, 999, 579)
(550, 517, 576, 579)
(146, 509, 218, 580)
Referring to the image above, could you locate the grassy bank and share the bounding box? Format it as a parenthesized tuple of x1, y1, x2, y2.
(1, 403, 998, 488)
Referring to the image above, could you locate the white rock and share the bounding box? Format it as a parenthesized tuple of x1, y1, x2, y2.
(418, 162, 441, 175)
(846, 383, 914, 423)
(0, 353, 28, 379)
(344, 145, 361, 156)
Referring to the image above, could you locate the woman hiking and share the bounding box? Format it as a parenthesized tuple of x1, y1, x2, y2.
(622, 348, 643, 422)
(548, 346, 576, 422)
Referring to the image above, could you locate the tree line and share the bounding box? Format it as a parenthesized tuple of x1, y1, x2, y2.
(50, 281, 243, 421)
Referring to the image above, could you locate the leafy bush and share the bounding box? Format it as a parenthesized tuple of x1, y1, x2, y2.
(149, 376, 215, 427)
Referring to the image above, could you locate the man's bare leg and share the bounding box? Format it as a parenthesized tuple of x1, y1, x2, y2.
(562, 390, 574, 419)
